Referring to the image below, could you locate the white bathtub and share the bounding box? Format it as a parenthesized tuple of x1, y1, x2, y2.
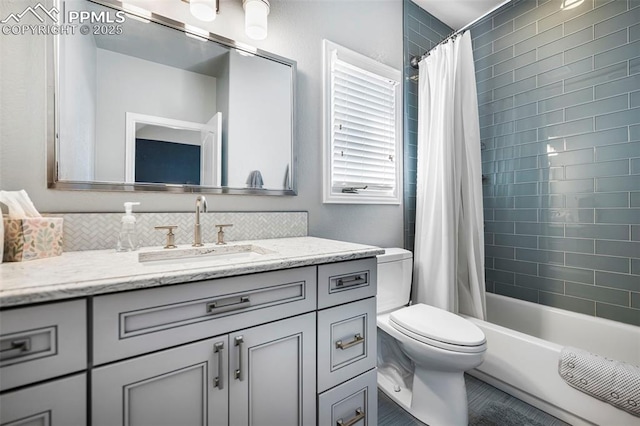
(464, 293, 640, 426)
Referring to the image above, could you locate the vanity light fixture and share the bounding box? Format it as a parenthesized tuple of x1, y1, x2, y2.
(182, 0, 270, 40)
(243, 0, 270, 40)
(561, 0, 584, 10)
(183, 0, 219, 22)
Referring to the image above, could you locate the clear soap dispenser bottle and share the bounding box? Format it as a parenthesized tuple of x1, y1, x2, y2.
(116, 202, 141, 252)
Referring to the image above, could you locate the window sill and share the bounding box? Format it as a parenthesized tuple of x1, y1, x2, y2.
(323, 193, 401, 205)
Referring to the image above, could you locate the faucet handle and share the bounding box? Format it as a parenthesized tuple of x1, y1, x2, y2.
(215, 224, 233, 245)
(154, 225, 178, 249)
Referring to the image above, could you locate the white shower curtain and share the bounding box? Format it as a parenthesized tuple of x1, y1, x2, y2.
(413, 32, 486, 320)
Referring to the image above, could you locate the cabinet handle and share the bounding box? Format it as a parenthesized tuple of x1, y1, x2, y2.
(206, 296, 251, 315)
(335, 334, 364, 350)
(337, 408, 365, 426)
(336, 274, 366, 288)
(213, 342, 224, 390)
(0, 338, 31, 361)
(234, 336, 244, 381)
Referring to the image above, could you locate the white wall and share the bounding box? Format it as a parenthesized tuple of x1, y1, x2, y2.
(0, 0, 404, 247)
(95, 49, 217, 182)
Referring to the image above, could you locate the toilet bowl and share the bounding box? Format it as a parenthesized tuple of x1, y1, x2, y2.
(376, 248, 487, 426)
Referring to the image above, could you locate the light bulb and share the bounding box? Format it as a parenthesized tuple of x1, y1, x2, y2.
(243, 0, 269, 40)
(190, 0, 216, 22)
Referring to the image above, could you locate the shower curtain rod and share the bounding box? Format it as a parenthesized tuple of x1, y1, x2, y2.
(410, 0, 512, 69)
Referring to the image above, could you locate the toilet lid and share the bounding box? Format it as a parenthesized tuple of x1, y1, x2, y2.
(390, 304, 486, 348)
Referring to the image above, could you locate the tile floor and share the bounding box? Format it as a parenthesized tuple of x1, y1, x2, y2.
(378, 374, 570, 425)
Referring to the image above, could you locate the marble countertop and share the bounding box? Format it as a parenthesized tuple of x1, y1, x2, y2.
(0, 237, 384, 308)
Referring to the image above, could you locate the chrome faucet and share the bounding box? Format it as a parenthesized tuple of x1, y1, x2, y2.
(193, 195, 207, 247)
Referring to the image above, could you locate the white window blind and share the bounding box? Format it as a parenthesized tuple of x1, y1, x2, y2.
(330, 52, 399, 195)
(323, 40, 401, 204)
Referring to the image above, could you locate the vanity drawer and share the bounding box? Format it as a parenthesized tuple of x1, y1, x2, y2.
(0, 300, 87, 391)
(93, 266, 317, 365)
(318, 258, 377, 309)
(317, 297, 376, 392)
(318, 368, 377, 426)
(0, 373, 87, 426)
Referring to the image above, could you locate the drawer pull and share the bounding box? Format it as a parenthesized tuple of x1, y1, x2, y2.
(206, 296, 251, 315)
(213, 342, 224, 390)
(335, 334, 364, 350)
(336, 275, 366, 288)
(0, 338, 31, 360)
(234, 336, 244, 381)
(337, 408, 365, 426)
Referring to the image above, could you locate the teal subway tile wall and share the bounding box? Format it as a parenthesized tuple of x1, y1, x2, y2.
(470, 0, 640, 326)
(403, 0, 452, 250)
(403, 0, 638, 324)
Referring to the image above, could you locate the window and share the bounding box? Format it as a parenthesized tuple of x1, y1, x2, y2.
(322, 40, 402, 204)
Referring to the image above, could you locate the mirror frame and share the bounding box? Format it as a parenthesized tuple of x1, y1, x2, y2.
(47, 0, 297, 196)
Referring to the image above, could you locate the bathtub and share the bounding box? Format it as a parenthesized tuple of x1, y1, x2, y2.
(464, 293, 640, 426)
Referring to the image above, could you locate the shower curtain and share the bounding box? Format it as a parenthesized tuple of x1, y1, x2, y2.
(413, 31, 486, 320)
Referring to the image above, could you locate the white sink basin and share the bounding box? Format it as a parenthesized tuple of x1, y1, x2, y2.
(138, 244, 275, 265)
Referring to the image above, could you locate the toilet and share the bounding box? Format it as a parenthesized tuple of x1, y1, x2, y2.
(376, 248, 487, 426)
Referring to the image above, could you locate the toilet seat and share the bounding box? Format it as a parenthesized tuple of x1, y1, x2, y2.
(389, 304, 486, 354)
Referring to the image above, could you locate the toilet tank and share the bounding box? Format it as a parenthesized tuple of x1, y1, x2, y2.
(377, 248, 413, 314)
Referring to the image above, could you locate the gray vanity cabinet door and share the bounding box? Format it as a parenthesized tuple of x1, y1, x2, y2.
(0, 299, 87, 391)
(92, 336, 229, 426)
(0, 373, 86, 426)
(318, 369, 377, 426)
(317, 258, 377, 309)
(317, 297, 377, 392)
(228, 312, 316, 426)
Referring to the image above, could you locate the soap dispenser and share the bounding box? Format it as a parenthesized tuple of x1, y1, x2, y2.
(116, 202, 141, 252)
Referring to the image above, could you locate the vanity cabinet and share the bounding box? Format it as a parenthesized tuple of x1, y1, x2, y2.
(93, 313, 316, 426)
(316, 258, 378, 426)
(91, 267, 318, 425)
(92, 266, 317, 365)
(0, 247, 380, 426)
(92, 336, 228, 426)
(0, 373, 87, 426)
(317, 297, 377, 392)
(0, 300, 87, 426)
(0, 300, 86, 391)
(228, 313, 316, 425)
(318, 369, 378, 426)
(317, 258, 377, 309)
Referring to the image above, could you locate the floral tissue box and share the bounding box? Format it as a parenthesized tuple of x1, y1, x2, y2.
(3, 217, 64, 262)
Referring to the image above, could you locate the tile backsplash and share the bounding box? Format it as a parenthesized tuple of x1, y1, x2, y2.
(472, 0, 639, 325)
(52, 211, 308, 252)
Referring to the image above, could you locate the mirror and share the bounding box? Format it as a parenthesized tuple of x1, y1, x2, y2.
(49, 0, 296, 195)
(126, 112, 222, 186)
